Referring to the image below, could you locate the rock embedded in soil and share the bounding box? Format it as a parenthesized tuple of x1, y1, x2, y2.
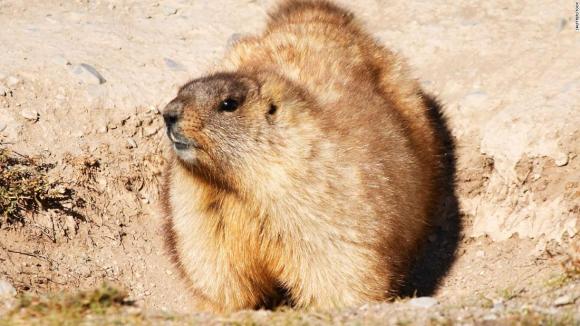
(126, 138, 137, 149)
(554, 152, 569, 167)
(408, 296, 439, 308)
(553, 295, 573, 306)
(162, 6, 178, 16)
(71, 63, 106, 85)
(163, 58, 186, 71)
(20, 109, 39, 121)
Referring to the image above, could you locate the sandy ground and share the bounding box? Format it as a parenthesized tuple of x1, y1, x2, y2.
(0, 0, 578, 322)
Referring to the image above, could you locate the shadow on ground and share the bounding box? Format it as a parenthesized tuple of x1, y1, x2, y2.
(401, 94, 462, 298)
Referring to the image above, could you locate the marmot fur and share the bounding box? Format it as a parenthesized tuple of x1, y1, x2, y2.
(161, 0, 444, 312)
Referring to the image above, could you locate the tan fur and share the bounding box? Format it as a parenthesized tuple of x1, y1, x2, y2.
(161, 0, 444, 312)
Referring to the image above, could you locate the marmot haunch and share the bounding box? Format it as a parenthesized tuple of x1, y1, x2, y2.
(161, 0, 445, 313)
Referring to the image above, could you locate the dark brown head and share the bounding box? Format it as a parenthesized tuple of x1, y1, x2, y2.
(162, 71, 319, 190)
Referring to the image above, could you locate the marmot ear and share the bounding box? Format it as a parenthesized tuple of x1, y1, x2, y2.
(266, 102, 278, 125)
(268, 103, 278, 115)
(254, 72, 301, 108)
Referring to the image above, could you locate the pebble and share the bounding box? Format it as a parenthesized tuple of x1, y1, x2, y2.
(126, 138, 137, 149)
(553, 295, 573, 306)
(71, 63, 106, 85)
(0, 121, 7, 132)
(409, 296, 438, 308)
(0, 279, 16, 298)
(162, 6, 178, 16)
(554, 152, 568, 167)
(0, 85, 7, 96)
(476, 250, 485, 257)
(5, 76, 20, 87)
(20, 109, 39, 121)
(148, 105, 160, 114)
(52, 54, 70, 66)
(163, 58, 186, 71)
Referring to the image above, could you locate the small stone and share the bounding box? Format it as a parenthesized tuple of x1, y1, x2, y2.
(126, 138, 137, 149)
(20, 109, 39, 121)
(553, 295, 573, 306)
(0, 121, 7, 132)
(483, 313, 497, 321)
(6, 76, 20, 87)
(52, 55, 70, 66)
(165, 269, 173, 276)
(0, 85, 7, 96)
(492, 301, 505, 310)
(162, 6, 178, 16)
(71, 63, 106, 85)
(476, 250, 485, 257)
(148, 105, 160, 114)
(163, 58, 186, 71)
(409, 296, 438, 308)
(554, 153, 568, 167)
(0, 279, 17, 298)
(97, 125, 108, 134)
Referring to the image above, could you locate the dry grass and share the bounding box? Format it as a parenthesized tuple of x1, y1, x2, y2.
(0, 147, 74, 226)
(0, 284, 147, 326)
(1, 285, 578, 326)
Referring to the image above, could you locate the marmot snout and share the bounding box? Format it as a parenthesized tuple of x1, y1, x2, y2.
(161, 0, 445, 313)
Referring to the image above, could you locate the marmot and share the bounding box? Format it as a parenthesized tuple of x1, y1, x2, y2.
(161, 0, 444, 313)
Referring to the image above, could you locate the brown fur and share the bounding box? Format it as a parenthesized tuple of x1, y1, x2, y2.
(160, 0, 444, 312)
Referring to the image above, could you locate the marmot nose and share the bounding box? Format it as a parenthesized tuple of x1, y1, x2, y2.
(163, 111, 179, 128)
(163, 99, 184, 128)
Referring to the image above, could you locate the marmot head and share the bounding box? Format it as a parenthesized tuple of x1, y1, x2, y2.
(163, 71, 320, 192)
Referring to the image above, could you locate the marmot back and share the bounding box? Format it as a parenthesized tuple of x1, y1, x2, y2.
(161, 0, 444, 313)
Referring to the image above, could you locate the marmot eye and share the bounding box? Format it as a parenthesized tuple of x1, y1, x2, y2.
(219, 98, 239, 112)
(268, 104, 278, 115)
